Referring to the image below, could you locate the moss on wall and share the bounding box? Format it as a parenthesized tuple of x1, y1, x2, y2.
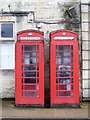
(63, 3, 80, 31)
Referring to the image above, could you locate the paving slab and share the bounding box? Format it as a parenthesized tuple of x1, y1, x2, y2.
(1, 100, 90, 119)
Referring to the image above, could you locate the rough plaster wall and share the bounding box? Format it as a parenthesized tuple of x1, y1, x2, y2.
(0, 71, 2, 98)
(0, 0, 80, 98)
(1, 71, 15, 98)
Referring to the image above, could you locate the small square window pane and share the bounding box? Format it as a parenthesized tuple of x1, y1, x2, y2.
(23, 78, 36, 83)
(1, 24, 13, 38)
(23, 72, 36, 77)
(56, 45, 70, 50)
(23, 45, 36, 51)
(56, 58, 71, 64)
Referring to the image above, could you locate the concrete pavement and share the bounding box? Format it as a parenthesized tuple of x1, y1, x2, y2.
(1, 100, 90, 119)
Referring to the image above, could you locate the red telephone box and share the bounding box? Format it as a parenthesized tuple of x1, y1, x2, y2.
(50, 30, 80, 107)
(15, 30, 44, 106)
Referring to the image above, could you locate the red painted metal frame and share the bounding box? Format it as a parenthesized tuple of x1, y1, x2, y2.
(15, 30, 44, 106)
(50, 30, 80, 106)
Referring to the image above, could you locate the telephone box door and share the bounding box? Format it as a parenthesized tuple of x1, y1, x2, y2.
(50, 30, 79, 107)
(15, 30, 44, 106)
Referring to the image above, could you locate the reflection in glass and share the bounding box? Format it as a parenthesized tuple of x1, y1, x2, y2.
(23, 85, 36, 90)
(56, 78, 71, 84)
(23, 65, 36, 70)
(56, 85, 72, 90)
(1, 24, 13, 38)
(23, 52, 36, 57)
(23, 58, 30, 64)
(23, 57, 36, 65)
(64, 52, 71, 57)
(56, 65, 71, 77)
(56, 58, 71, 65)
(56, 72, 74, 77)
(56, 45, 70, 51)
(56, 71, 70, 77)
(23, 78, 36, 83)
(56, 52, 73, 57)
(56, 65, 72, 70)
(59, 91, 71, 96)
(23, 72, 36, 77)
(22, 45, 40, 98)
(57, 65, 70, 70)
(23, 91, 36, 97)
(31, 58, 36, 64)
(23, 45, 36, 51)
(56, 45, 74, 97)
(63, 58, 70, 64)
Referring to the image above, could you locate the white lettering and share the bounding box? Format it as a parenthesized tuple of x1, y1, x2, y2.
(54, 36, 74, 40)
(20, 36, 41, 40)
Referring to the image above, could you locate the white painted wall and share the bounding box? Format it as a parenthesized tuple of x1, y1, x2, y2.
(81, 0, 90, 3)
